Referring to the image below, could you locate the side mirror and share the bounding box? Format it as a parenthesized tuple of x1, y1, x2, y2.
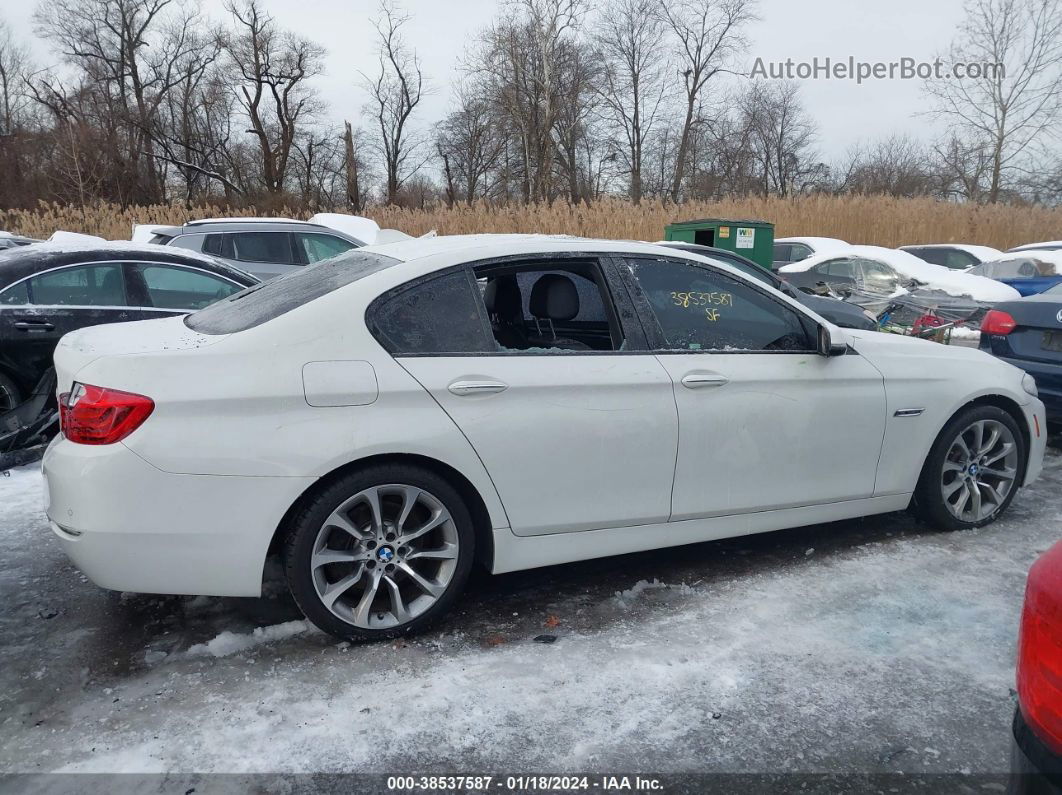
(817, 325, 848, 357)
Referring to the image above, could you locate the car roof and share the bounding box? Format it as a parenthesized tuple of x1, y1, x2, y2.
(165, 219, 360, 238)
(0, 242, 259, 289)
(359, 234, 693, 265)
(1009, 241, 1062, 252)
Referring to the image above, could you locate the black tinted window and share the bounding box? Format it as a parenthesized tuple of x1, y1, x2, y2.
(0, 280, 29, 305)
(628, 257, 812, 352)
(370, 270, 492, 354)
(29, 264, 126, 306)
(185, 250, 397, 334)
(227, 232, 294, 264)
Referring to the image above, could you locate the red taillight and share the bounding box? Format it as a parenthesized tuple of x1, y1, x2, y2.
(981, 309, 1017, 335)
(59, 383, 155, 445)
(1017, 542, 1062, 754)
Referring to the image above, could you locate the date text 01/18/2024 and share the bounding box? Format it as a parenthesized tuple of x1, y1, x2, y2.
(386, 775, 664, 791)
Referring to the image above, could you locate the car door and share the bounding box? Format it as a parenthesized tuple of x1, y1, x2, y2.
(206, 232, 298, 280)
(125, 261, 247, 318)
(621, 254, 887, 520)
(370, 258, 679, 537)
(0, 262, 138, 387)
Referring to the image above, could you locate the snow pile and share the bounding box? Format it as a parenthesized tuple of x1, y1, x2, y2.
(308, 213, 380, 245)
(776, 236, 850, 252)
(47, 230, 107, 244)
(1011, 241, 1062, 253)
(779, 245, 1020, 302)
(185, 620, 312, 658)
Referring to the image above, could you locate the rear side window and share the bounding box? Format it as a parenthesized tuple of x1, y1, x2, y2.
(185, 251, 398, 334)
(0, 280, 29, 305)
(297, 232, 357, 264)
(29, 264, 126, 306)
(369, 270, 493, 355)
(134, 264, 243, 310)
(204, 232, 295, 264)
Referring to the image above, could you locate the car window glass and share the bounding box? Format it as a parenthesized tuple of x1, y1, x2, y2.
(626, 257, 812, 352)
(772, 243, 791, 261)
(856, 259, 899, 290)
(230, 232, 293, 264)
(134, 264, 243, 310)
(790, 244, 813, 261)
(821, 258, 855, 278)
(369, 270, 492, 354)
(28, 264, 126, 306)
(168, 234, 206, 253)
(297, 233, 357, 264)
(0, 280, 29, 305)
(187, 250, 398, 335)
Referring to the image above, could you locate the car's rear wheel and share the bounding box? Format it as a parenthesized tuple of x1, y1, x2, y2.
(283, 464, 475, 642)
(0, 371, 21, 414)
(914, 405, 1026, 531)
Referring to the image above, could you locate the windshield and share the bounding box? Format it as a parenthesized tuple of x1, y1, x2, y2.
(185, 250, 398, 334)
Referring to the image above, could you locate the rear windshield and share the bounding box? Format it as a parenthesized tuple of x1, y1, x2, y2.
(185, 250, 398, 334)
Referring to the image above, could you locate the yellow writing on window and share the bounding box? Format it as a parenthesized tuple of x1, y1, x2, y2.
(670, 290, 733, 308)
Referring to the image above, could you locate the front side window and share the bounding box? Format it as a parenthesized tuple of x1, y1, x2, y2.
(369, 270, 493, 355)
(772, 243, 792, 262)
(133, 264, 244, 310)
(28, 264, 126, 306)
(857, 259, 901, 291)
(0, 281, 29, 305)
(790, 244, 813, 261)
(297, 232, 357, 264)
(626, 257, 812, 352)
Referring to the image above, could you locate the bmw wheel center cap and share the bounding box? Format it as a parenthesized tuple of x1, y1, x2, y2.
(377, 546, 395, 563)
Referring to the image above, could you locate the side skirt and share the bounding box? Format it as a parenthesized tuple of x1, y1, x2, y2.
(490, 494, 912, 574)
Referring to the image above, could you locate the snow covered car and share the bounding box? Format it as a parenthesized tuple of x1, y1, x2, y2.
(778, 245, 1021, 319)
(42, 235, 1047, 642)
(969, 253, 1062, 297)
(900, 244, 1003, 270)
(1009, 241, 1062, 255)
(1011, 540, 1062, 792)
(771, 236, 849, 270)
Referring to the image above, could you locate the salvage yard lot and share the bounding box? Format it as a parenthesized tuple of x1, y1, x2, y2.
(1, 441, 1061, 775)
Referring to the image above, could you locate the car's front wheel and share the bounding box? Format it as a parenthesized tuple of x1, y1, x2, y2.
(283, 464, 475, 642)
(914, 405, 1026, 531)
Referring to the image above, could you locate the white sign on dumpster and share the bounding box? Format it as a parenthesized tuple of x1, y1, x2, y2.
(736, 228, 755, 249)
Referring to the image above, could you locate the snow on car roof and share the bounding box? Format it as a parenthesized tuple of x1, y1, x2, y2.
(1009, 241, 1062, 252)
(775, 236, 850, 250)
(778, 244, 1020, 302)
(0, 239, 238, 269)
(360, 233, 675, 263)
(900, 243, 1004, 261)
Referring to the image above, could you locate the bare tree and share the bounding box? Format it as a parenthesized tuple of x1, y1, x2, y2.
(658, 0, 755, 203)
(343, 121, 366, 212)
(739, 81, 818, 197)
(595, 0, 667, 203)
(924, 0, 1062, 203)
(362, 1, 426, 205)
(225, 0, 325, 196)
(435, 86, 504, 205)
(0, 20, 33, 136)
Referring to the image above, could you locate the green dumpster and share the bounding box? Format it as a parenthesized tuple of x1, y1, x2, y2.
(663, 218, 775, 270)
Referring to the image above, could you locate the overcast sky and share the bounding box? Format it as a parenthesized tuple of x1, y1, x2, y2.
(5, 0, 966, 162)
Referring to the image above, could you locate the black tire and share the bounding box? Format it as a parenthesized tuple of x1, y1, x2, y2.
(912, 404, 1026, 531)
(0, 371, 21, 414)
(283, 463, 475, 642)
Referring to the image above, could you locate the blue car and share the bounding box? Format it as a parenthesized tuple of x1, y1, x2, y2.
(980, 285, 1062, 422)
(968, 255, 1062, 297)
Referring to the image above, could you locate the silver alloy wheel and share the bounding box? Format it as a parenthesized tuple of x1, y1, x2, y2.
(310, 484, 459, 630)
(940, 418, 1019, 523)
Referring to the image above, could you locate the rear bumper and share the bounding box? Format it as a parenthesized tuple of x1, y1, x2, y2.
(1011, 709, 1062, 795)
(42, 436, 315, 597)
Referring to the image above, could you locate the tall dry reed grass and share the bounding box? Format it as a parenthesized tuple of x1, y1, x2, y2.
(3, 196, 1060, 249)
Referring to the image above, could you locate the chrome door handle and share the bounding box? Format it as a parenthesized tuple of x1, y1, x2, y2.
(448, 380, 509, 396)
(681, 373, 729, 389)
(13, 321, 55, 332)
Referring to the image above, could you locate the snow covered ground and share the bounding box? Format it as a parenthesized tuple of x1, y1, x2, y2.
(1, 441, 1061, 777)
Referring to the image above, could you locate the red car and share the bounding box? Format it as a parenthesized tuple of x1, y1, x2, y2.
(1014, 540, 1062, 791)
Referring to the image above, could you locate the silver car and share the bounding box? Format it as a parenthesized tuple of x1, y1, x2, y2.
(149, 218, 365, 280)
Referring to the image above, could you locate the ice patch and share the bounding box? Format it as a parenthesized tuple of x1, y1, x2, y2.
(185, 621, 311, 658)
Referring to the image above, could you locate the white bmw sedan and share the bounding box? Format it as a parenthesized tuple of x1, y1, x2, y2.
(43, 235, 1047, 641)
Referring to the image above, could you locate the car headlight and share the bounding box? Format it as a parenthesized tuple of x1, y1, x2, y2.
(1022, 373, 1039, 397)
